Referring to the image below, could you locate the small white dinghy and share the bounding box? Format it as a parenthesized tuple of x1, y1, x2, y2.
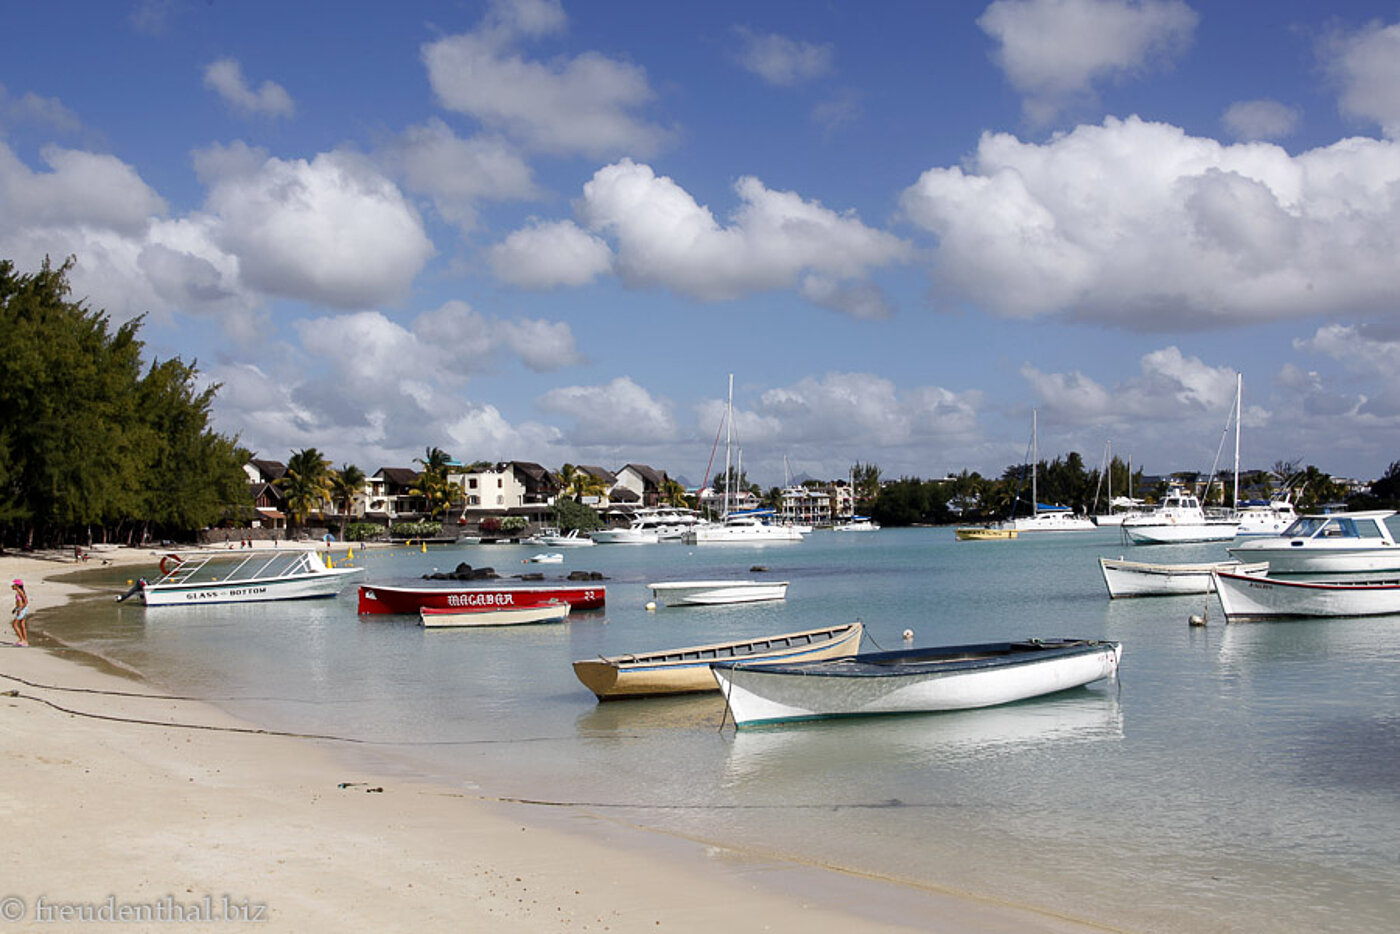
(712, 638, 1122, 728)
(418, 600, 571, 628)
(646, 580, 789, 606)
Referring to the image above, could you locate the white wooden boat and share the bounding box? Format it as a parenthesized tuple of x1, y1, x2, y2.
(1212, 570, 1400, 621)
(955, 526, 1018, 541)
(125, 550, 362, 606)
(832, 515, 880, 532)
(1227, 510, 1400, 573)
(712, 638, 1122, 727)
(525, 552, 564, 564)
(647, 580, 789, 606)
(1099, 557, 1268, 598)
(572, 621, 864, 700)
(419, 600, 571, 628)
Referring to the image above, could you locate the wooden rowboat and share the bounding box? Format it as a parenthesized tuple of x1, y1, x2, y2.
(572, 621, 863, 700)
(1212, 569, 1400, 622)
(419, 600, 571, 628)
(711, 638, 1122, 728)
(1099, 557, 1268, 598)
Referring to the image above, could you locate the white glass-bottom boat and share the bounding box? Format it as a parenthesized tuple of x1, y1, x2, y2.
(124, 549, 362, 606)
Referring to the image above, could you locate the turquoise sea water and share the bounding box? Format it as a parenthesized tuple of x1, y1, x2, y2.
(47, 529, 1400, 933)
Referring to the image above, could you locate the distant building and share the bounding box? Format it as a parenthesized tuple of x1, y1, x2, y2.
(779, 485, 831, 525)
(613, 463, 668, 508)
(451, 461, 559, 520)
(243, 459, 287, 529)
(365, 467, 424, 522)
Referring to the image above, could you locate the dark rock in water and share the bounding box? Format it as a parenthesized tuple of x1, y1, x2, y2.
(566, 570, 607, 581)
(750, 565, 768, 573)
(519, 572, 544, 581)
(422, 564, 499, 581)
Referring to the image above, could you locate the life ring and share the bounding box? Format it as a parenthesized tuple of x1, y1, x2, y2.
(159, 553, 183, 575)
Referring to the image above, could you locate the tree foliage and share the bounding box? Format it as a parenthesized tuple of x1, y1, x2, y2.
(0, 257, 248, 548)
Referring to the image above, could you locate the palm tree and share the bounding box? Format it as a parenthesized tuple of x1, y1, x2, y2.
(330, 464, 366, 539)
(277, 448, 334, 534)
(660, 478, 689, 509)
(412, 446, 459, 519)
(557, 464, 579, 499)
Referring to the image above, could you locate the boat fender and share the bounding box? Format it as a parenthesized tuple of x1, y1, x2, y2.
(902, 629, 914, 641)
(159, 554, 183, 575)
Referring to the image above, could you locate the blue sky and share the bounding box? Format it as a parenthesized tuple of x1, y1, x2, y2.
(5, 0, 1400, 487)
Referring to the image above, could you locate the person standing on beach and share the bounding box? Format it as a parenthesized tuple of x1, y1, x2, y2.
(11, 579, 29, 646)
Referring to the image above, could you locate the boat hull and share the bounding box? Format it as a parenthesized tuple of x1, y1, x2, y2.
(573, 622, 863, 700)
(712, 639, 1122, 727)
(1212, 571, 1400, 621)
(1121, 521, 1239, 545)
(1099, 558, 1268, 598)
(357, 583, 605, 614)
(141, 569, 360, 605)
(420, 602, 571, 628)
(646, 580, 788, 606)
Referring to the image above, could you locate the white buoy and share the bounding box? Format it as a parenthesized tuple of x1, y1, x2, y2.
(1189, 613, 1207, 627)
(645, 601, 657, 611)
(902, 628, 914, 641)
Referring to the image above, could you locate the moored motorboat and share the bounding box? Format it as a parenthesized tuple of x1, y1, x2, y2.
(1120, 488, 1239, 544)
(955, 526, 1018, 541)
(358, 582, 605, 614)
(1227, 510, 1400, 574)
(419, 600, 571, 628)
(832, 515, 880, 532)
(572, 621, 863, 700)
(1211, 570, 1400, 621)
(646, 580, 789, 606)
(125, 549, 362, 606)
(1099, 557, 1268, 598)
(525, 552, 564, 564)
(712, 638, 1122, 727)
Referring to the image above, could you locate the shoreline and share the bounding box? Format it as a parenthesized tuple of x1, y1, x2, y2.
(2, 548, 1116, 933)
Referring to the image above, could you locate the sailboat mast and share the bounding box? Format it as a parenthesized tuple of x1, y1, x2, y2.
(724, 374, 734, 517)
(1233, 373, 1242, 510)
(1031, 409, 1038, 518)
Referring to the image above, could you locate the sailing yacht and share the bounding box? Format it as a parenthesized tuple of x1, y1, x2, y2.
(684, 375, 803, 545)
(1006, 411, 1095, 532)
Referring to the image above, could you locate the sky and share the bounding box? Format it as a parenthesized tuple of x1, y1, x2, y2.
(5, 0, 1400, 488)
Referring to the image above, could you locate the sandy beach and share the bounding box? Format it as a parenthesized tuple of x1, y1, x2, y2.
(0, 547, 1113, 933)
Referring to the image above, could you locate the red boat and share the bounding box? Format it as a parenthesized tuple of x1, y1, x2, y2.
(357, 582, 606, 615)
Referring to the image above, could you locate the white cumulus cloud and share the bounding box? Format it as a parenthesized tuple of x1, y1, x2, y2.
(203, 58, 295, 118)
(899, 115, 1400, 328)
(538, 376, 677, 444)
(422, 4, 672, 158)
(488, 219, 613, 288)
(1320, 19, 1400, 139)
(567, 158, 910, 306)
(978, 0, 1197, 124)
(196, 143, 434, 309)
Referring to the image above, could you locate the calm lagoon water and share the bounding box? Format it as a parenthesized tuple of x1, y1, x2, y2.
(50, 529, 1400, 933)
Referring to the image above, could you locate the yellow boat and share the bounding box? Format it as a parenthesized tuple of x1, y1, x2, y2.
(573, 622, 863, 700)
(955, 526, 1019, 541)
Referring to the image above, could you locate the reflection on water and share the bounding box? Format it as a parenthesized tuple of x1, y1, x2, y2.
(723, 690, 1124, 782)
